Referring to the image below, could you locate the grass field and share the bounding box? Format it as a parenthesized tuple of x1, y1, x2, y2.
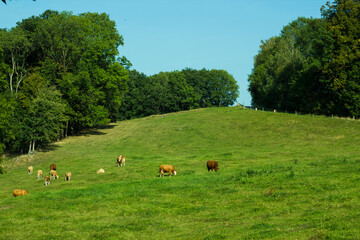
(1, 107, 360, 239)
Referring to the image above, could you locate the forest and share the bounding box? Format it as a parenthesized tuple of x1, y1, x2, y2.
(248, 0, 360, 118)
(0, 10, 239, 156)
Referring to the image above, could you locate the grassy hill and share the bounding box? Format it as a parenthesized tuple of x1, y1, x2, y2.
(1, 107, 360, 239)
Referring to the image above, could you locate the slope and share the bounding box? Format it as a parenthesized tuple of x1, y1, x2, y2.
(0, 107, 360, 239)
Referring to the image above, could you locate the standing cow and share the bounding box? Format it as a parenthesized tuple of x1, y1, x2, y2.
(50, 164, 56, 171)
(159, 165, 177, 177)
(44, 176, 50, 186)
(116, 155, 126, 167)
(50, 170, 59, 179)
(37, 170, 43, 179)
(206, 160, 218, 172)
(65, 172, 71, 181)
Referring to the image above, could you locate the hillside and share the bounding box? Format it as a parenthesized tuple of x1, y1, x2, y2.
(1, 107, 360, 239)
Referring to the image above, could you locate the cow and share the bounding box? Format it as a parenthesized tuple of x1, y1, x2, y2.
(206, 160, 218, 172)
(44, 176, 50, 186)
(12, 189, 28, 197)
(159, 165, 177, 177)
(97, 168, 105, 174)
(65, 172, 71, 181)
(50, 170, 59, 179)
(116, 155, 126, 167)
(37, 170, 43, 179)
(28, 166, 33, 174)
(50, 164, 56, 171)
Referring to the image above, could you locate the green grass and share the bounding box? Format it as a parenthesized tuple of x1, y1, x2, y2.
(1, 107, 360, 239)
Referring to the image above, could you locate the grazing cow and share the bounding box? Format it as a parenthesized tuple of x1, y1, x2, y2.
(28, 166, 33, 174)
(37, 170, 43, 179)
(65, 172, 71, 181)
(206, 160, 218, 172)
(159, 165, 177, 177)
(50, 170, 59, 179)
(12, 189, 28, 197)
(50, 164, 56, 171)
(116, 155, 126, 167)
(97, 168, 105, 174)
(44, 176, 50, 185)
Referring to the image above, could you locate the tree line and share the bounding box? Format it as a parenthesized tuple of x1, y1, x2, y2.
(0, 10, 239, 157)
(119, 68, 239, 120)
(248, 0, 360, 118)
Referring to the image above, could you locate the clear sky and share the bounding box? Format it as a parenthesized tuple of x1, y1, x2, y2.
(0, 0, 328, 106)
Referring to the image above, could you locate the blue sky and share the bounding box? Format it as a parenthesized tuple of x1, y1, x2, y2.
(0, 0, 328, 106)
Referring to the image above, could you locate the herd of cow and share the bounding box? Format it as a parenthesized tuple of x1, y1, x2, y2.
(12, 155, 219, 197)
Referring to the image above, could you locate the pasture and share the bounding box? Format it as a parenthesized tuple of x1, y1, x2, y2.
(1, 107, 360, 239)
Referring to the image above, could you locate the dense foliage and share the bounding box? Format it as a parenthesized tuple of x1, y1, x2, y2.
(118, 68, 239, 120)
(0, 10, 128, 154)
(248, 0, 360, 117)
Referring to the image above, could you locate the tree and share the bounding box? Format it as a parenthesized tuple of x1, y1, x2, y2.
(181, 68, 239, 107)
(207, 69, 239, 107)
(248, 17, 335, 114)
(321, 0, 360, 117)
(0, 28, 32, 97)
(12, 73, 66, 153)
(19, 11, 129, 132)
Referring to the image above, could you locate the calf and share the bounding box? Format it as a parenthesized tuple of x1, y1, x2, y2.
(12, 189, 28, 197)
(37, 170, 43, 179)
(206, 160, 218, 172)
(44, 176, 50, 186)
(97, 168, 105, 174)
(116, 155, 126, 167)
(159, 165, 177, 177)
(65, 172, 71, 181)
(50, 170, 59, 179)
(28, 166, 33, 174)
(50, 164, 56, 171)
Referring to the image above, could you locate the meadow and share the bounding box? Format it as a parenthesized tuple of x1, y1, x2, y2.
(1, 107, 360, 239)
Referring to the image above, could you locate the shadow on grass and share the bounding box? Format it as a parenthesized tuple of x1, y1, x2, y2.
(75, 124, 117, 137)
(39, 143, 61, 152)
(40, 124, 117, 152)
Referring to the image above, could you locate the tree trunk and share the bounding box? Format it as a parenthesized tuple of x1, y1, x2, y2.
(32, 140, 35, 153)
(28, 140, 32, 154)
(9, 55, 15, 95)
(65, 121, 68, 138)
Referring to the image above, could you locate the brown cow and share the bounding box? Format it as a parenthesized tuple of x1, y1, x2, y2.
(50, 170, 59, 179)
(159, 165, 177, 177)
(27, 166, 33, 174)
(37, 170, 43, 179)
(116, 155, 126, 167)
(207, 161, 218, 172)
(50, 164, 56, 171)
(44, 176, 50, 186)
(65, 172, 71, 181)
(12, 189, 28, 197)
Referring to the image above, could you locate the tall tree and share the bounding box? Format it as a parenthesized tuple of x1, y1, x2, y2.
(321, 0, 360, 117)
